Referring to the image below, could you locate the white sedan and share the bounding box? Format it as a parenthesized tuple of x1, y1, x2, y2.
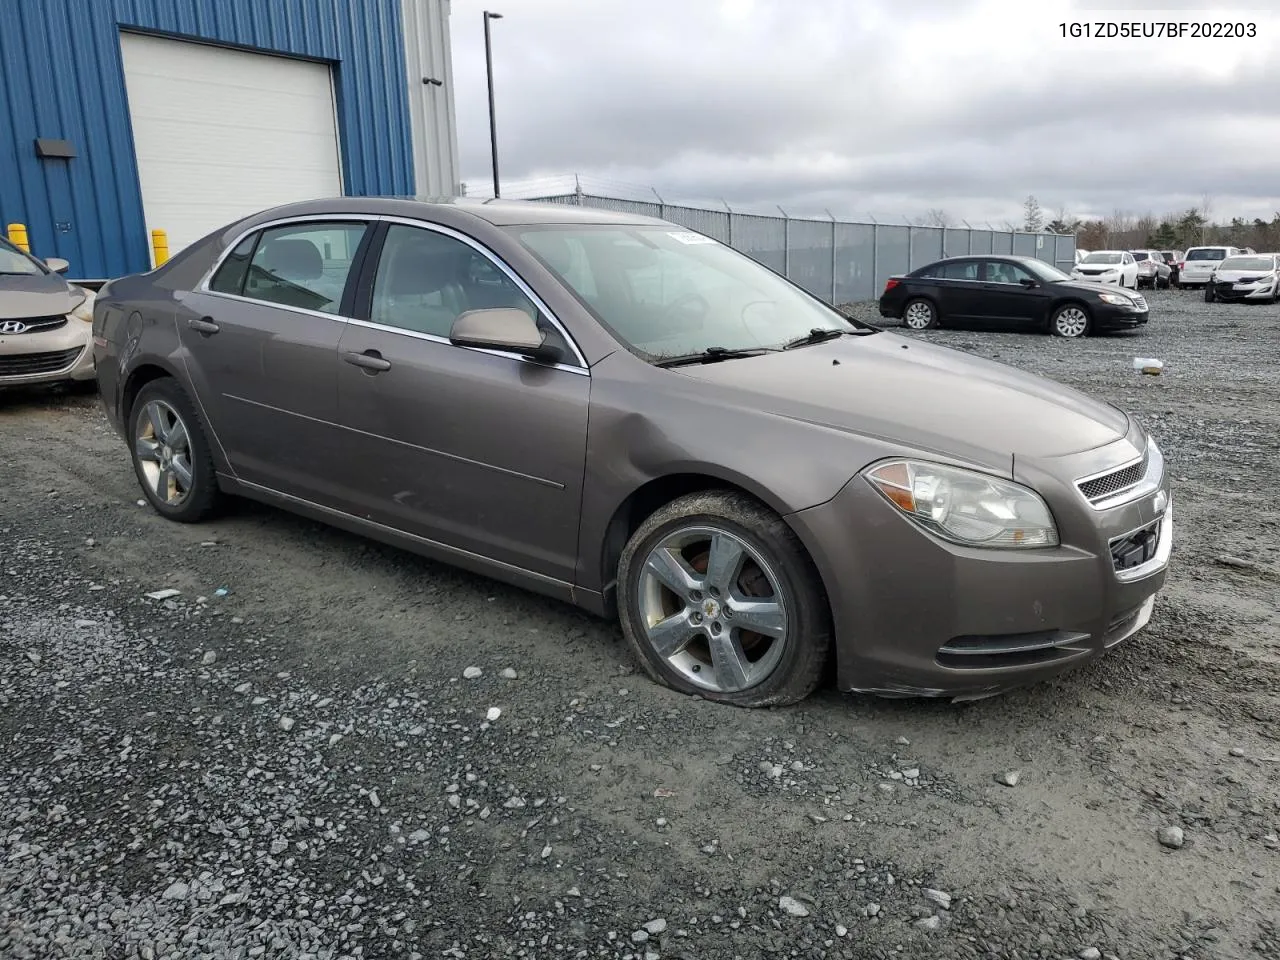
(1070, 250, 1139, 288)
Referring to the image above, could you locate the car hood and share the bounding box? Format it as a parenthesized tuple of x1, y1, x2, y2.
(1053, 278, 1138, 297)
(0, 273, 82, 320)
(672, 333, 1130, 473)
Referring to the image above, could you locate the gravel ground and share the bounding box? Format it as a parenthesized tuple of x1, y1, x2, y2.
(2, 287, 1278, 960)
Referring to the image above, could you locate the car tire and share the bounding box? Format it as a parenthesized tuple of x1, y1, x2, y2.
(616, 490, 832, 708)
(901, 298, 939, 330)
(1050, 303, 1091, 338)
(129, 377, 220, 523)
(1204, 285, 1215, 303)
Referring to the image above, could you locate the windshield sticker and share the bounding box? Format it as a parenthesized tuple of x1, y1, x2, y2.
(668, 231, 717, 245)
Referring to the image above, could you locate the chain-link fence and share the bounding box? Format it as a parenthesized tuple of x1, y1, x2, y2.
(532, 193, 1077, 305)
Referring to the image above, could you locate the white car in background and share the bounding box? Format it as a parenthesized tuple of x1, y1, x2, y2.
(1070, 250, 1139, 288)
(1178, 245, 1242, 289)
(1073, 249, 1090, 264)
(1204, 252, 1280, 303)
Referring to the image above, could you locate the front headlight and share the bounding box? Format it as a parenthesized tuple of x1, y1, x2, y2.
(866, 460, 1059, 548)
(69, 287, 95, 323)
(1098, 292, 1133, 305)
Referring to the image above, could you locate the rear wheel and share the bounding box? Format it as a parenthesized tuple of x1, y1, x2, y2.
(617, 491, 831, 708)
(1050, 303, 1090, 338)
(1204, 285, 1216, 303)
(902, 298, 939, 330)
(129, 378, 220, 523)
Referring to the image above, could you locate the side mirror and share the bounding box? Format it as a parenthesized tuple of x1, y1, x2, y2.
(44, 257, 70, 274)
(1019, 277, 1037, 287)
(450, 308, 552, 358)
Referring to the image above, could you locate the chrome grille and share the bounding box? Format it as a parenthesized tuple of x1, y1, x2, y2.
(1, 315, 69, 334)
(1078, 454, 1147, 503)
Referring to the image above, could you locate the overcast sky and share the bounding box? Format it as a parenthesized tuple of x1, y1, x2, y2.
(447, 0, 1279, 226)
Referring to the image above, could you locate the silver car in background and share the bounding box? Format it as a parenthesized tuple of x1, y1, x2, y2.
(1129, 250, 1171, 290)
(0, 236, 96, 388)
(1204, 253, 1280, 303)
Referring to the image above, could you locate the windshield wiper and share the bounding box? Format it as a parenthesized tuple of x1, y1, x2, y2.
(654, 346, 776, 368)
(782, 327, 857, 350)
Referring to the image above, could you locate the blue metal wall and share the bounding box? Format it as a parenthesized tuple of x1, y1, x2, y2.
(0, 0, 417, 278)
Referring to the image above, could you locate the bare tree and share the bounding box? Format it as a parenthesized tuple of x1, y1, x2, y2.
(924, 208, 953, 228)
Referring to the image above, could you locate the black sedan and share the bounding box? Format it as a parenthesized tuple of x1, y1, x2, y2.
(878, 255, 1149, 338)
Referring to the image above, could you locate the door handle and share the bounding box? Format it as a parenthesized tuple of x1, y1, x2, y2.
(344, 350, 392, 373)
(188, 316, 220, 335)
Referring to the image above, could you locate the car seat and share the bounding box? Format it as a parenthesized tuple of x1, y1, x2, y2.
(373, 236, 471, 336)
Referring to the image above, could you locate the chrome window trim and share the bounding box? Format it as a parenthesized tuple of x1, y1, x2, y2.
(195, 212, 590, 371)
(200, 289, 354, 324)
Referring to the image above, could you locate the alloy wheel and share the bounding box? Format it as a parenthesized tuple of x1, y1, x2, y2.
(903, 301, 934, 329)
(1054, 306, 1089, 338)
(134, 400, 195, 506)
(635, 525, 789, 694)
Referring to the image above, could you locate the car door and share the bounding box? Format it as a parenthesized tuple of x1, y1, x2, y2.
(931, 259, 985, 320)
(331, 221, 590, 585)
(175, 219, 371, 502)
(976, 259, 1049, 325)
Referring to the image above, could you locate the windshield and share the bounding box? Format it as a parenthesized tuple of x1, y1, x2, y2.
(1021, 259, 1072, 282)
(1131, 251, 1150, 261)
(1081, 252, 1122, 265)
(513, 225, 856, 359)
(0, 237, 45, 276)
(1186, 248, 1228, 261)
(1219, 256, 1275, 271)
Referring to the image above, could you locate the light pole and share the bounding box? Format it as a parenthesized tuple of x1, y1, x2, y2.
(483, 11, 503, 198)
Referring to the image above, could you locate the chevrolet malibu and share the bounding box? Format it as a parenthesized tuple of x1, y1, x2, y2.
(94, 198, 1173, 706)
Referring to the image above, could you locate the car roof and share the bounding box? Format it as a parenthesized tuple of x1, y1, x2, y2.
(239, 195, 670, 228)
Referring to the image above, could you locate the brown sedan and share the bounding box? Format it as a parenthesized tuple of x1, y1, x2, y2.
(93, 198, 1173, 706)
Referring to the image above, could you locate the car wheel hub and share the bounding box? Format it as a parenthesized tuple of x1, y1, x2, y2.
(905, 303, 932, 328)
(134, 400, 194, 507)
(635, 526, 788, 694)
(1056, 309, 1087, 337)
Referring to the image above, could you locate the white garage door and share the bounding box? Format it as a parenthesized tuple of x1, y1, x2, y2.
(119, 32, 343, 261)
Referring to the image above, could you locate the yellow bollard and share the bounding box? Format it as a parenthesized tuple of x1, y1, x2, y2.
(7, 223, 30, 252)
(151, 228, 169, 266)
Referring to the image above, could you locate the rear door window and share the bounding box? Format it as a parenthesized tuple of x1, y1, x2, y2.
(209, 234, 257, 294)
(241, 222, 368, 315)
(939, 261, 980, 280)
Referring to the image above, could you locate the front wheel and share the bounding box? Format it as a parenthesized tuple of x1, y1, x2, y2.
(902, 298, 939, 330)
(616, 491, 832, 708)
(129, 378, 220, 522)
(1050, 303, 1091, 338)
(1204, 285, 1216, 303)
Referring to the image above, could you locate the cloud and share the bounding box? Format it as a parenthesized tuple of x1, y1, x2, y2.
(448, 0, 1280, 223)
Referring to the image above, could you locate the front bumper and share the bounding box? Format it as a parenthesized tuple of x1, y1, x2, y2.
(1072, 273, 1122, 285)
(0, 320, 94, 386)
(1093, 301, 1149, 329)
(787, 439, 1172, 699)
(1211, 280, 1276, 301)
